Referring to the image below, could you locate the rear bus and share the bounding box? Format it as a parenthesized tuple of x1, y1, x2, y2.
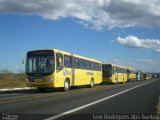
(102, 64, 127, 84)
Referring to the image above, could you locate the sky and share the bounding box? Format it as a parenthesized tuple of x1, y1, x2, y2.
(0, 0, 160, 73)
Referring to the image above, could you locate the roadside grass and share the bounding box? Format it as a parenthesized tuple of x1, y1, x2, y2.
(0, 73, 26, 89)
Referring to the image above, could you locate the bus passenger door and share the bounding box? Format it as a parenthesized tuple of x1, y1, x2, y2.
(72, 57, 81, 85)
(71, 67, 75, 86)
(115, 67, 118, 83)
(56, 53, 64, 87)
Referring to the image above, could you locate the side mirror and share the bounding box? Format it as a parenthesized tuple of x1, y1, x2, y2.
(22, 56, 25, 64)
(22, 58, 24, 64)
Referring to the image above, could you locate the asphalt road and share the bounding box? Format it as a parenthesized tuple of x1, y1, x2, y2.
(0, 79, 159, 120)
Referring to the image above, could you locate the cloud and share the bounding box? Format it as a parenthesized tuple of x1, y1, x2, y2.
(102, 58, 160, 72)
(112, 59, 121, 64)
(156, 49, 160, 52)
(0, 0, 160, 29)
(116, 35, 160, 52)
(136, 59, 154, 64)
(122, 59, 158, 72)
(134, 59, 160, 73)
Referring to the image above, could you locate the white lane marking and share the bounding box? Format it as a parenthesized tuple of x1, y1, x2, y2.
(44, 80, 156, 120)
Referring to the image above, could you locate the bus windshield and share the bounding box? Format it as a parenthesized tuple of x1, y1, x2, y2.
(102, 65, 112, 77)
(26, 51, 54, 75)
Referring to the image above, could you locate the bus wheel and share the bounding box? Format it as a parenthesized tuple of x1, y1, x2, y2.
(37, 88, 46, 92)
(121, 79, 124, 84)
(90, 79, 94, 88)
(122, 80, 125, 84)
(64, 80, 70, 92)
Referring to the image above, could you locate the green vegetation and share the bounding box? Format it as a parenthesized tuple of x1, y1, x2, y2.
(0, 69, 26, 89)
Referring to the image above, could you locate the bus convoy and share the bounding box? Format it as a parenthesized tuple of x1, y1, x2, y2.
(25, 49, 157, 92)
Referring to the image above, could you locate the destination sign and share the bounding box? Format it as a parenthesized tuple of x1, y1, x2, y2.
(27, 50, 54, 56)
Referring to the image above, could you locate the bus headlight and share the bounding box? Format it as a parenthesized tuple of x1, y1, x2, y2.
(27, 77, 34, 82)
(48, 77, 55, 82)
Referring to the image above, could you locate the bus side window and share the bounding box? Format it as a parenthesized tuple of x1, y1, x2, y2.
(64, 55, 72, 68)
(91, 62, 95, 70)
(95, 63, 98, 71)
(85, 60, 91, 70)
(79, 59, 85, 69)
(72, 57, 79, 69)
(56, 53, 63, 72)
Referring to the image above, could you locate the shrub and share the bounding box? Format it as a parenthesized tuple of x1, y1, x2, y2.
(0, 70, 27, 89)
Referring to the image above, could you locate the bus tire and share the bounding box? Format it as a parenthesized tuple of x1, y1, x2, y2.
(37, 88, 46, 92)
(122, 78, 125, 84)
(122, 80, 125, 84)
(64, 79, 70, 92)
(114, 78, 117, 85)
(90, 79, 94, 88)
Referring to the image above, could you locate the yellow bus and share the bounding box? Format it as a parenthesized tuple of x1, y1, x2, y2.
(102, 64, 128, 84)
(143, 73, 152, 80)
(127, 68, 136, 82)
(25, 49, 102, 92)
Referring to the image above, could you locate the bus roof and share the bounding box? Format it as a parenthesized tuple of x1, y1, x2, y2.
(127, 67, 136, 71)
(102, 64, 127, 69)
(54, 49, 101, 63)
